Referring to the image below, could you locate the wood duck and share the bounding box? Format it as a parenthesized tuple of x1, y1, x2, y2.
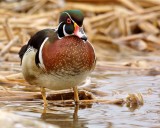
(19, 10, 96, 106)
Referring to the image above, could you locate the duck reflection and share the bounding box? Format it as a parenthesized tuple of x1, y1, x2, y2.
(41, 104, 92, 128)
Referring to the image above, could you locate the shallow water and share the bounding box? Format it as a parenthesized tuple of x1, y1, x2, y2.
(0, 67, 160, 128)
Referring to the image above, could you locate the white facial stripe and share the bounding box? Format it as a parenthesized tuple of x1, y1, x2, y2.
(63, 12, 75, 23)
(57, 22, 63, 29)
(63, 25, 69, 36)
(56, 22, 63, 32)
(39, 37, 49, 70)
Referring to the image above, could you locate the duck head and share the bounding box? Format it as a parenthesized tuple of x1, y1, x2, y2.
(57, 10, 87, 41)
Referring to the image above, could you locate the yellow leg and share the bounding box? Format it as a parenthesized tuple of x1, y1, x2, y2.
(73, 104, 79, 120)
(73, 86, 79, 104)
(40, 87, 48, 107)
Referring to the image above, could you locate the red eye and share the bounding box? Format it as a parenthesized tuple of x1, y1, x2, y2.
(67, 18, 71, 24)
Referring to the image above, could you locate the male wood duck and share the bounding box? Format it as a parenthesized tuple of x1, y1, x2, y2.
(19, 10, 96, 106)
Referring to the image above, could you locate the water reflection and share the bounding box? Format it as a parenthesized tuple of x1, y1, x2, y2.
(41, 105, 88, 128)
(40, 99, 144, 128)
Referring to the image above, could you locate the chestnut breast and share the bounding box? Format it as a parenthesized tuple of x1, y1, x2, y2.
(42, 36, 95, 76)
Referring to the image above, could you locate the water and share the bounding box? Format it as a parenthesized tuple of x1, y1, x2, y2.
(0, 66, 160, 128)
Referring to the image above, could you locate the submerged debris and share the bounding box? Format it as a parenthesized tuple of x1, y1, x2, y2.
(126, 93, 144, 111)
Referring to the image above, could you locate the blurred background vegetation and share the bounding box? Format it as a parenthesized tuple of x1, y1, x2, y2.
(1, 0, 160, 62)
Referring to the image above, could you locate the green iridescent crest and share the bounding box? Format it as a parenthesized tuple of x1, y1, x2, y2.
(59, 10, 84, 26)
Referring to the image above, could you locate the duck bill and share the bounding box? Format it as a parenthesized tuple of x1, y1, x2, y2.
(74, 23, 87, 41)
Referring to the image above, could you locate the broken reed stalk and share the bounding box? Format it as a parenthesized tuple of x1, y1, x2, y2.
(92, 15, 118, 28)
(0, 88, 124, 105)
(138, 21, 159, 34)
(0, 95, 124, 105)
(0, 74, 28, 86)
(27, 0, 47, 14)
(10, 46, 21, 53)
(112, 33, 148, 43)
(0, 36, 19, 56)
(118, 0, 144, 13)
(98, 21, 116, 35)
(3, 19, 14, 41)
(125, 18, 131, 35)
(66, 2, 113, 13)
(118, 16, 126, 36)
(90, 12, 115, 23)
(0, 97, 124, 106)
(48, 99, 125, 105)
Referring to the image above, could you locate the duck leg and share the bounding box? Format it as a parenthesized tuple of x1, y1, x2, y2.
(73, 86, 79, 104)
(40, 87, 48, 107)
